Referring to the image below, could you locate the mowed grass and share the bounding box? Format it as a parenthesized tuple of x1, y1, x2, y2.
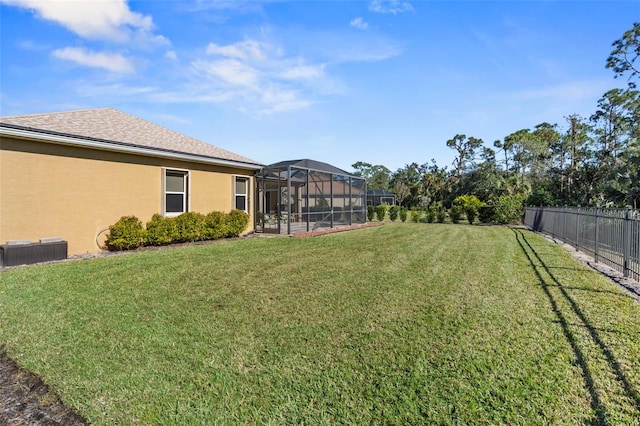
(1, 224, 640, 425)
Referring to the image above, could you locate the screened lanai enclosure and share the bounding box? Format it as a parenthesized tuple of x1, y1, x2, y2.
(255, 159, 367, 235)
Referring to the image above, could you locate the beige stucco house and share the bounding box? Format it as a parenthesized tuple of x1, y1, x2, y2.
(0, 108, 262, 255)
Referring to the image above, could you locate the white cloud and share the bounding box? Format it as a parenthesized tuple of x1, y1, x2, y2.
(280, 64, 325, 81)
(192, 38, 330, 114)
(52, 47, 135, 74)
(369, 0, 414, 14)
(350, 17, 369, 30)
(194, 58, 260, 87)
(0, 0, 168, 46)
(165, 50, 178, 61)
(206, 40, 267, 61)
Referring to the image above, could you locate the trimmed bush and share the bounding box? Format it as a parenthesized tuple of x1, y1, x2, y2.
(175, 212, 206, 242)
(106, 216, 145, 251)
(388, 205, 399, 222)
(494, 194, 527, 224)
(426, 205, 436, 223)
(436, 206, 447, 223)
(479, 205, 496, 224)
(449, 205, 463, 224)
(367, 205, 376, 222)
(204, 211, 227, 240)
(225, 209, 250, 237)
(410, 207, 421, 223)
(465, 206, 478, 224)
(375, 204, 387, 221)
(145, 214, 179, 246)
(399, 207, 408, 222)
(453, 195, 484, 225)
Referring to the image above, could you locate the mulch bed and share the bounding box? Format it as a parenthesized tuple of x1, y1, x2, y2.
(0, 346, 88, 426)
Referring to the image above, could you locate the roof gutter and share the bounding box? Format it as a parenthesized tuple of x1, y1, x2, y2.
(0, 125, 263, 171)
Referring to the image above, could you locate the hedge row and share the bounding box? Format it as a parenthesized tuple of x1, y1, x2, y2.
(105, 210, 250, 251)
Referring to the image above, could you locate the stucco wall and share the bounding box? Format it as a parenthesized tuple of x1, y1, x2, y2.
(0, 136, 255, 255)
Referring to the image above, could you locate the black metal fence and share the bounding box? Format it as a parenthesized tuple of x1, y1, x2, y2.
(524, 206, 640, 282)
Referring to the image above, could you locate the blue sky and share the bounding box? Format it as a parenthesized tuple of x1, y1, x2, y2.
(1, 1, 637, 173)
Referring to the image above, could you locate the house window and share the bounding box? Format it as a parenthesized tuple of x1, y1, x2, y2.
(164, 169, 189, 215)
(234, 176, 249, 212)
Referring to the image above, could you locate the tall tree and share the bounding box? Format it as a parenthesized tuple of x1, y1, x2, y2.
(351, 161, 391, 191)
(446, 134, 483, 178)
(562, 114, 591, 203)
(607, 22, 640, 87)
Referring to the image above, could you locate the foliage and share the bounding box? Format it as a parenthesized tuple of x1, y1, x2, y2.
(145, 214, 179, 246)
(453, 194, 483, 224)
(606, 22, 640, 87)
(478, 205, 496, 224)
(351, 161, 392, 191)
(175, 212, 206, 242)
(426, 204, 436, 223)
(109, 210, 246, 251)
(465, 206, 478, 224)
(375, 204, 387, 221)
(494, 194, 527, 224)
(367, 205, 376, 222)
(399, 207, 408, 222)
(410, 207, 421, 223)
(436, 206, 447, 223)
(106, 215, 146, 251)
(225, 209, 250, 237)
(527, 188, 556, 207)
(446, 134, 484, 178)
(204, 211, 227, 240)
(449, 205, 464, 224)
(388, 205, 399, 222)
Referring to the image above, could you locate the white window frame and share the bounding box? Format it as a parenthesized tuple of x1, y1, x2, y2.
(233, 176, 250, 213)
(163, 168, 190, 216)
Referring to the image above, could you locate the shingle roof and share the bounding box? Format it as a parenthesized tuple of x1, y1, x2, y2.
(0, 107, 262, 167)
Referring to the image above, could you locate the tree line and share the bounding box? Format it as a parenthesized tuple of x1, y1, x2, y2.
(353, 23, 640, 210)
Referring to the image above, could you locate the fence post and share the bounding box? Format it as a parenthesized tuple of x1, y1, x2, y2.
(624, 205, 632, 278)
(594, 207, 600, 263)
(575, 205, 580, 252)
(563, 204, 568, 243)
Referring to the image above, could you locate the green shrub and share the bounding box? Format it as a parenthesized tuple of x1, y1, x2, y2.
(388, 205, 399, 222)
(527, 188, 555, 207)
(145, 214, 179, 246)
(436, 206, 447, 223)
(225, 209, 250, 237)
(106, 216, 145, 251)
(453, 195, 483, 225)
(426, 205, 436, 223)
(494, 194, 527, 224)
(449, 205, 463, 224)
(399, 207, 408, 222)
(478, 205, 496, 224)
(465, 206, 478, 224)
(375, 204, 387, 221)
(367, 205, 376, 222)
(204, 211, 227, 240)
(410, 207, 421, 223)
(175, 212, 206, 242)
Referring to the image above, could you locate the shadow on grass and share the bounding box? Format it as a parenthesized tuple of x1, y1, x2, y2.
(513, 228, 640, 426)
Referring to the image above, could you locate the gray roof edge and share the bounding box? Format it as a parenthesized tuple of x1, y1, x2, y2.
(0, 123, 264, 170)
(265, 158, 359, 178)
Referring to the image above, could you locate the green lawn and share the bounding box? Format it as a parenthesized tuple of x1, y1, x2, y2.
(1, 224, 640, 425)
